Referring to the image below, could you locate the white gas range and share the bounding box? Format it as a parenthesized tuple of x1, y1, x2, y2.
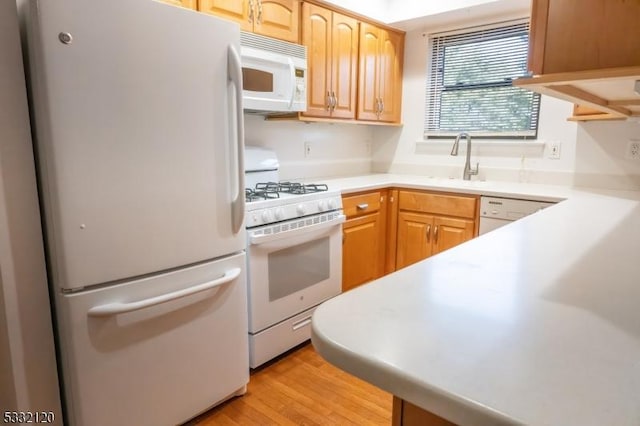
(244, 147, 344, 368)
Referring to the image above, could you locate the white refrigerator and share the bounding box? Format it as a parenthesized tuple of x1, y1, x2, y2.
(24, 0, 247, 425)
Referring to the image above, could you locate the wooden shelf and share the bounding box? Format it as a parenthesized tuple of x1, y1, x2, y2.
(514, 66, 640, 119)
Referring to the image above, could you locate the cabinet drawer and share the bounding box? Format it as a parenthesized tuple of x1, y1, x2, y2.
(343, 192, 382, 218)
(398, 191, 477, 219)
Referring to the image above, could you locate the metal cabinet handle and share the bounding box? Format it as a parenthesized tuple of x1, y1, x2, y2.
(380, 98, 384, 114)
(257, 0, 263, 24)
(248, 0, 254, 23)
(356, 203, 369, 210)
(326, 91, 332, 111)
(426, 224, 431, 243)
(434, 225, 439, 243)
(331, 91, 337, 110)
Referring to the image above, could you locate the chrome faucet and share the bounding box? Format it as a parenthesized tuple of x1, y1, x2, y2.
(450, 132, 479, 181)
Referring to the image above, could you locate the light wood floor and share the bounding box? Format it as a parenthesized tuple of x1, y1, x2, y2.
(188, 342, 392, 425)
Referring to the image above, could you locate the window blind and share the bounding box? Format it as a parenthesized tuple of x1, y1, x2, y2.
(424, 21, 540, 139)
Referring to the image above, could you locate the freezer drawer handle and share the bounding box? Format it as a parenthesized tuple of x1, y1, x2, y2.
(87, 268, 242, 317)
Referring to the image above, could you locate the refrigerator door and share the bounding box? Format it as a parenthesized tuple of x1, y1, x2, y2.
(29, 0, 245, 291)
(56, 252, 249, 426)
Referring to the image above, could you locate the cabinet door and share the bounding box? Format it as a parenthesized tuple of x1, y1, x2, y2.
(159, 0, 198, 10)
(396, 212, 434, 269)
(198, 0, 254, 32)
(302, 4, 332, 118)
(331, 12, 359, 119)
(357, 23, 381, 121)
(531, 0, 640, 74)
(432, 216, 475, 255)
(378, 29, 403, 123)
(342, 213, 383, 292)
(255, 0, 300, 43)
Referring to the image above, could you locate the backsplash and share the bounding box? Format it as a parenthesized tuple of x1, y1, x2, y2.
(243, 114, 373, 181)
(573, 120, 640, 190)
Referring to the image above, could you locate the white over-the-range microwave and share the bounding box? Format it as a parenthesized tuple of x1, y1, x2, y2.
(240, 31, 307, 114)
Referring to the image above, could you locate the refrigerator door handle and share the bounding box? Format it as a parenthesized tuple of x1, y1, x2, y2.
(87, 267, 242, 317)
(228, 44, 245, 234)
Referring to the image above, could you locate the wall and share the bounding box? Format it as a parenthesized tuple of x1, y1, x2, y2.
(0, 0, 62, 420)
(573, 121, 640, 190)
(244, 115, 373, 181)
(371, 25, 579, 186)
(321, 0, 388, 22)
(386, 0, 527, 25)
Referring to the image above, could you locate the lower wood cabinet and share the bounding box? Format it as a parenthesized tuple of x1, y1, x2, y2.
(392, 397, 457, 426)
(395, 190, 478, 270)
(341, 188, 479, 290)
(341, 190, 388, 292)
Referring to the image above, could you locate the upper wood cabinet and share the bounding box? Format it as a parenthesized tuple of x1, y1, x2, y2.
(199, 0, 300, 43)
(158, 0, 198, 10)
(358, 23, 404, 123)
(529, 0, 640, 75)
(514, 0, 640, 120)
(302, 3, 359, 119)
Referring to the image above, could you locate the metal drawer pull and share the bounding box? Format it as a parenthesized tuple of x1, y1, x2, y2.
(434, 225, 439, 242)
(426, 224, 431, 242)
(356, 203, 369, 210)
(292, 316, 312, 331)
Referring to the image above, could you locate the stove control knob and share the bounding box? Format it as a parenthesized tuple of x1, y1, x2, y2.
(261, 210, 272, 223)
(318, 200, 327, 211)
(274, 208, 284, 220)
(296, 204, 306, 216)
(327, 199, 337, 210)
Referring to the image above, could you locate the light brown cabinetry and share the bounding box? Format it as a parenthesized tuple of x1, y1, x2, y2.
(199, 0, 300, 43)
(341, 190, 388, 292)
(159, 0, 198, 9)
(514, 0, 640, 120)
(302, 4, 359, 119)
(529, 0, 640, 75)
(358, 23, 404, 123)
(392, 397, 457, 426)
(395, 191, 477, 270)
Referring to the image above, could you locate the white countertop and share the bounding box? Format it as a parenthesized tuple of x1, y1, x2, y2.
(311, 174, 640, 426)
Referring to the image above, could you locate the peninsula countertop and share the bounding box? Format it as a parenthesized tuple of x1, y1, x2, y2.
(311, 175, 640, 425)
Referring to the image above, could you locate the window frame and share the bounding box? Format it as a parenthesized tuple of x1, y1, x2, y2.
(424, 19, 541, 140)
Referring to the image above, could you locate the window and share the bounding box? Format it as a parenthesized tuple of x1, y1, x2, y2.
(425, 21, 540, 139)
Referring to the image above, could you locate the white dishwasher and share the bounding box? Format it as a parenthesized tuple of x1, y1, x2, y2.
(479, 196, 555, 235)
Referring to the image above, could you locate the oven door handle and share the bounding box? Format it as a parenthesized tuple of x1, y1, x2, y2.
(249, 214, 345, 246)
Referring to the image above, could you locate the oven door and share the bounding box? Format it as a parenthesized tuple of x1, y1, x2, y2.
(247, 214, 344, 333)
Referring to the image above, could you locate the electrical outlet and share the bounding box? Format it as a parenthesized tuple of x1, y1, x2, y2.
(304, 141, 312, 158)
(626, 140, 640, 160)
(549, 142, 561, 159)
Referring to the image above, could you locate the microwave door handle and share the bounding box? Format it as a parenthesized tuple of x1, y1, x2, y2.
(228, 44, 245, 234)
(288, 57, 296, 109)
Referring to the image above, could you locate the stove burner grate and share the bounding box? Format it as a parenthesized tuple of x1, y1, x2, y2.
(245, 187, 280, 202)
(277, 182, 329, 194)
